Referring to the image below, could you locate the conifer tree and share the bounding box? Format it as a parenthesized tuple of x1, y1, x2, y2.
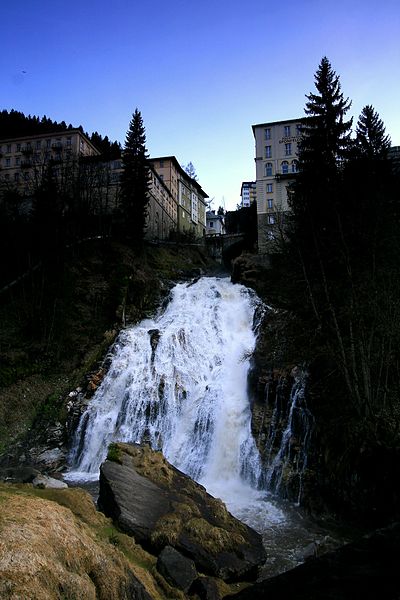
(120, 109, 150, 244)
(289, 57, 353, 260)
(355, 104, 391, 159)
(300, 56, 353, 172)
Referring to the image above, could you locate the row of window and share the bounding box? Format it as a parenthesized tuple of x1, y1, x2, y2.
(264, 124, 302, 140)
(2, 150, 73, 167)
(265, 142, 293, 158)
(264, 160, 298, 177)
(0, 138, 73, 155)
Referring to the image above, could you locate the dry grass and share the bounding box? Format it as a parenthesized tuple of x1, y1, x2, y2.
(0, 483, 165, 600)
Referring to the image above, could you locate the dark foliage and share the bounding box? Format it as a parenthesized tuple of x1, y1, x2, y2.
(275, 58, 400, 521)
(120, 109, 150, 245)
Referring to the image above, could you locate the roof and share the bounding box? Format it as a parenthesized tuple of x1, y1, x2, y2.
(149, 155, 209, 198)
(252, 117, 305, 135)
(0, 128, 100, 154)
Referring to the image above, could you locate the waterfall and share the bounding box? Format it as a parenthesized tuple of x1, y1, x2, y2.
(67, 276, 316, 532)
(263, 372, 315, 504)
(67, 277, 265, 498)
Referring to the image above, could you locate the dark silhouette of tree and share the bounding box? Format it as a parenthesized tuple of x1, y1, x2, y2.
(120, 109, 150, 244)
(183, 161, 198, 180)
(355, 104, 391, 159)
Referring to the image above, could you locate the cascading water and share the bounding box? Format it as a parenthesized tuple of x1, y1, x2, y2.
(66, 276, 342, 576)
(67, 277, 282, 524)
(264, 372, 315, 504)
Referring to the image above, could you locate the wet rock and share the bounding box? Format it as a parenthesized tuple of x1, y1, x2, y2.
(225, 522, 400, 600)
(99, 443, 266, 582)
(32, 474, 68, 489)
(0, 466, 40, 483)
(156, 545, 197, 591)
(36, 447, 67, 468)
(189, 576, 221, 599)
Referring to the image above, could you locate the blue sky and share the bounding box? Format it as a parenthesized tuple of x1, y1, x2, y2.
(2, 0, 399, 210)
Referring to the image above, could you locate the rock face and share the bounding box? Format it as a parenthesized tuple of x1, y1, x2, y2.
(98, 443, 266, 582)
(156, 545, 197, 591)
(225, 522, 400, 600)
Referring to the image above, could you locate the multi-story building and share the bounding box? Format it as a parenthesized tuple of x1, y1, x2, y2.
(146, 165, 177, 240)
(149, 156, 208, 238)
(252, 118, 303, 251)
(0, 129, 100, 195)
(0, 130, 208, 242)
(240, 181, 256, 208)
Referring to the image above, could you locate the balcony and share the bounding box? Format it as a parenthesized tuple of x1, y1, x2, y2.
(52, 143, 63, 150)
(21, 146, 33, 154)
(21, 160, 32, 168)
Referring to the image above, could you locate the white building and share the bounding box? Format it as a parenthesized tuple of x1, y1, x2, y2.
(240, 181, 256, 208)
(206, 210, 225, 236)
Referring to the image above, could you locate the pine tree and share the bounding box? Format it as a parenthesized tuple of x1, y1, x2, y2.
(120, 109, 150, 244)
(355, 104, 391, 159)
(289, 57, 353, 258)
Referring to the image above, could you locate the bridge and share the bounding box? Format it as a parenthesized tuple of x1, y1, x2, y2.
(205, 233, 246, 264)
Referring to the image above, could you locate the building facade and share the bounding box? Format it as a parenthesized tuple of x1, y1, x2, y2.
(146, 166, 177, 240)
(149, 156, 208, 238)
(240, 181, 256, 208)
(252, 118, 303, 251)
(0, 130, 208, 242)
(0, 129, 100, 195)
(206, 210, 225, 235)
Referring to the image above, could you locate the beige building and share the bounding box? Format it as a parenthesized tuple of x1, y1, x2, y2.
(252, 118, 303, 251)
(146, 166, 177, 240)
(149, 156, 208, 238)
(0, 129, 100, 195)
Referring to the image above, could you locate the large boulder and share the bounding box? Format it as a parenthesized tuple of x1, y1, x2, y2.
(98, 443, 266, 581)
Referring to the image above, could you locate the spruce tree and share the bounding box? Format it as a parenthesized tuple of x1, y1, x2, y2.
(120, 109, 150, 244)
(355, 104, 391, 159)
(289, 57, 353, 261)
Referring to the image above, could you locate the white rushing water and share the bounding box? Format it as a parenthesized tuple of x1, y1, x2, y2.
(67, 276, 285, 526)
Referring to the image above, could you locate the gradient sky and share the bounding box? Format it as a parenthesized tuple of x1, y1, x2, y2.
(2, 0, 399, 210)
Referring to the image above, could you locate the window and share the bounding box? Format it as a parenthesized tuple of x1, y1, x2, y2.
(296, 124, 302, 136)
(265, 162, 273, 177)
(267, 199, 273, 209)
(66, 137, 72, 146)
(16, 143, 21, 152)
(268, 215, 275, 224)
(285, 143, 292, 156)
(284, 125, 291, 137)
(264, 128, 271, 140)
(15, 157, 20, 166)
(266, 183, 273, 193)
(281, 161, 289, 174)
(292, 160, 298, 173)
(5, 158, 10, 167)
(36, 140, 41, 149)
(159, 160, 164, 168)
(46, 139, 51, 148)
(265, 145, 272, 158)
(7, 144, 11, 153)
(210, 221, 214, 227)
(14, 172, 20, 182)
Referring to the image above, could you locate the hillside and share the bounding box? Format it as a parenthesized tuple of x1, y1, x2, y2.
(0, 240, 220, 458)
